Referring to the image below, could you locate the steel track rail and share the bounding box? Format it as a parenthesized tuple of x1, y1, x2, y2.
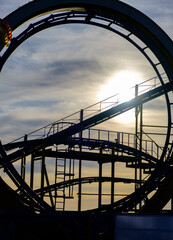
(3, 81, 172, 153)
(0, 142, 56, 214)
(34, 176, 144, 195)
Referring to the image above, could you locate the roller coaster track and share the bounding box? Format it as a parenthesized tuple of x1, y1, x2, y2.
(0, 0, 173, 216)
(3, 80, 172, 153)
(34, 177, 144, 196)
(94, 144, 173, 214)
(0, 78, 172, 213)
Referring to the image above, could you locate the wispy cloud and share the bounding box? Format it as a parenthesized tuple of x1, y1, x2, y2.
(0, 1, 172, 143)
(124, 0, 173, 37)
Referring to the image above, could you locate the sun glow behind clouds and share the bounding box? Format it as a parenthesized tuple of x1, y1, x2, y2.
(99, 71, 142, 101)
(98, 71, 143, 124)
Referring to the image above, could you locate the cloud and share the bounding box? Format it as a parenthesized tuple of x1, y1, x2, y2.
(0, 1, 172, 144)
(0, 0, 28, 19)
(47, 59, 101, 78)
(124, 0, 173, 37)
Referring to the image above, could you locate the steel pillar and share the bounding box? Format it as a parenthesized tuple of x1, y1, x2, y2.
(30, 151, 35, 189)
(111, 147, 115, 204)
(78, 109, 83, 211)
(98, 148, 103, 208)
(41, 143, 46, 200)
(135, 85, 139, 193)
(21, 135, 27, 181)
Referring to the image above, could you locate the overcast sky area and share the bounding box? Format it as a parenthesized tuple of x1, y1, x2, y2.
(0, 0, 173, 144)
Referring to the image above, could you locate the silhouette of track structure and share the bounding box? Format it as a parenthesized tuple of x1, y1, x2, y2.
(0, 0, 173, 218)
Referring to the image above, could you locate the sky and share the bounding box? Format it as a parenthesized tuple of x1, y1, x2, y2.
(0, 0, 173, 210)
(0, 0, 173, 143)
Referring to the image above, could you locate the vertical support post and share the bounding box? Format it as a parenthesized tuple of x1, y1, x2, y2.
(135, 85, 138, 193)
(138, 97, 143, 209)
(41, 143, 45, 200)
(21, 155, 26, 180)
(139, 102, 143, 188)
(78, 109, 83, 211)
(98, 148, 102, 208)
(21, 135, 27, 181)
(54, 145, 58, 209)
(111, 147, 115, 204)
(30, 151, 35, 189)
(69, 157, 72, 198)
(44, 165, 55, 209)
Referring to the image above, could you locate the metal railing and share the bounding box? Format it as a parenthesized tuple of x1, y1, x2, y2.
(9, 73, 168, 144)
(80, 128, 162, 160)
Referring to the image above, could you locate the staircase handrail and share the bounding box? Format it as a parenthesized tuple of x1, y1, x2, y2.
(8, 73, 168, 144)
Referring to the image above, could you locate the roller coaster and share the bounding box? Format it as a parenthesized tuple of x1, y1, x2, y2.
(0, 0, 173, 239)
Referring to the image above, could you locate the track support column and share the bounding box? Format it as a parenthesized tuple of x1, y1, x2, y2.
(135, 84, 139, 193)
(111, 147, 115, 204)
(78, 109, 83, 211)
(30, 150, 35, 189)
(98, 148, 103, 208)
(21, 135, 27, 181)
(41, 143, 46, 200)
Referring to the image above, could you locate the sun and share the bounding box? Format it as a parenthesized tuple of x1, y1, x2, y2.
(98, 71, 143, 123)
(99, 71, 142, 101)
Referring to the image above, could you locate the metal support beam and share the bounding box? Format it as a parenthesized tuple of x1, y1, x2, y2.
(44, 165, 55, 209)
(21, 135, 27, 181)
(111, 147, 115, 204)
(135, 85, 139, 193)
(138, 97, 143, 209)
(41, 143, 46, 200)
(21, 155, 26, 181)
(139, 102, 143, 189)
(78, 109, 83, 211)
(135, 84, 143, 209)
(30, 151, 35, 189)
(98, 148, 103, 208)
